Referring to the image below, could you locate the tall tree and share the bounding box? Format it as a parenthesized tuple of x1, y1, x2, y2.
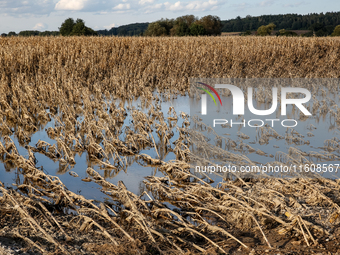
(59, 18, 75, 36)
(171, 20, 190, 36)
(198, 15, 221, 35)
(189, 23, 206, 36)
(70, 19, 86, 36)
(59, 18, 97, 36)
(144, 22, 167, 36)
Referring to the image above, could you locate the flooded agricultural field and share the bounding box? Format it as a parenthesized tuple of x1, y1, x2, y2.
(0, 93, 193, 201)
(190, 78, 340, 180)
(1, 37, 340, 254)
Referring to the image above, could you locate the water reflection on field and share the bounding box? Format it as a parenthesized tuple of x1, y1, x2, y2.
(2, 79, 340, 203)
(0, 93, 189, 201)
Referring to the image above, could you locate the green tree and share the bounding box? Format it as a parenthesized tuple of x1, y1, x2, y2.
(198, 15, 221, 35)
(59, 18, 75, 36)
(170, 15, 197, 36)
(8, 31, 17, 36)
(220, 12, 340, 33)
(144, 15, 221, 36)
(257, 26, 267, 35)
(309, 23, 334, 37)
(276, 29, 297, 36)
(157, 19, 174, 34)
(70, 19, 86, 36)
(189, 23, 206, 36)
(39, 31, 60, 36)
(170, 21, 190, 36)
(177, 15, 196, 27)
(83, 27, 97, 36)
(257, 23, 276, 36)
(331, 25, 340, 36)
(59, 18, 97, 36)
(278, 29, 286, 35)
(240, 30, 252, 36)
(18, 30, 40, 36)
(144, 22, 167, 36)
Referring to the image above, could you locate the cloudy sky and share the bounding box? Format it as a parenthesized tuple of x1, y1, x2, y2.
(0, 0, 339, 33)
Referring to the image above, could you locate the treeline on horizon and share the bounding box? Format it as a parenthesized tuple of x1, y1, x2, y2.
(1, 11, 340, 37)
(96, 15, 221, 36)
(222, 12, 340, 31)
(222, 12, 340, 34)
(97, 11, 340, 36)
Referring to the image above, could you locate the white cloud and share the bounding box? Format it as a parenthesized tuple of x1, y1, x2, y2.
(112, 3, 131, 10)
(153, 4, 163, 9)
(0, 0, 221, 17)
(163, 0, 219, 11)
(259, 0, 275, 7)
(55, 0, 87, 11)
(164, 1, 183, 11)
(139, 0, 154, 5)
(186, 0, 218, 10)
(283, 1, 306, 7)
(33, 22, 47, 30)
(144, 3, 163, 13)
(104, 23, 115, 29)
(232, 2, 252, 11)
(0, 0, 55, 15)
(153, 3, 163, 8)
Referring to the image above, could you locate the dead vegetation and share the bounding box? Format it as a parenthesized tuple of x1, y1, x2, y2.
(2, 155, 340, 254)
(0, 36, 340, 254)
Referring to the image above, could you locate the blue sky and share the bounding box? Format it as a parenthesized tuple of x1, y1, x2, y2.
(0, 0, 339, 33)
